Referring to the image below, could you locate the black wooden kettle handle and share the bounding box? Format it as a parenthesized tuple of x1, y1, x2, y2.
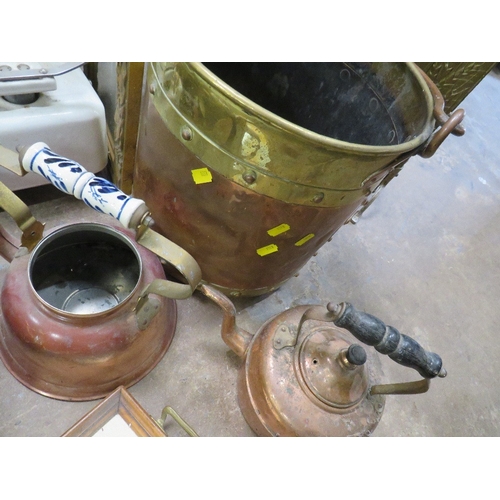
(328, 302, 447, 379)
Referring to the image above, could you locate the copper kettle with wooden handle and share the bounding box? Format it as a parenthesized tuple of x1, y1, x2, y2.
(201, 284, 446, 437)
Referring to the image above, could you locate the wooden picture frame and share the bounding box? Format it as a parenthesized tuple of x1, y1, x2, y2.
(62, 386, 166, 437)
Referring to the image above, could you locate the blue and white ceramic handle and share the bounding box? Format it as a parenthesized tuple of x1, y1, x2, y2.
(21, 142, 147, 229)
(20, 141, 203, 301)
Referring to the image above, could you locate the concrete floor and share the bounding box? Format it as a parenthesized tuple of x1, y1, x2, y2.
(1, 69, 500, 437)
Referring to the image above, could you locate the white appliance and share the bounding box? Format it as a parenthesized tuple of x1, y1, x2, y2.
(0, 62, 108, 190)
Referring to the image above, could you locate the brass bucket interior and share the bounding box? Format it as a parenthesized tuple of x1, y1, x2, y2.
(202, 62, 431, 148)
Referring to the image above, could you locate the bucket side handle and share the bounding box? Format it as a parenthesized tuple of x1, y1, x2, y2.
(417, 66, 466, 159)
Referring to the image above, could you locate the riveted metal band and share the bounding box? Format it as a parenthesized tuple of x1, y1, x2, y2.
(148, 62, 434, 208)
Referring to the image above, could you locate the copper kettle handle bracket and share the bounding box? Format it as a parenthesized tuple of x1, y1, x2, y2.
(134, 221, 202, 298)
(0, 180, 45, 253)
(417, 66, 466, 159)
(369, 378, 431, 396)
(135, 277, 200, 330)
(155, 406, 199, 437)
(295, 302, 446, 396)
(17, 142, 202, 301)
(134, 218, 203, 329)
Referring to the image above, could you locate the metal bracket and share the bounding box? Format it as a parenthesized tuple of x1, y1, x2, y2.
(370, 378, 431, 396)
(0, 180, 45, 251)
(0, 62, 85, 82)
(273, 324, 297, 350)
(155, 406, 199, 437)
(135, 223, 202, 300)
(0, 144, 24, 176)
(0, 62, 84, 99)
(135, 295, 161, 331)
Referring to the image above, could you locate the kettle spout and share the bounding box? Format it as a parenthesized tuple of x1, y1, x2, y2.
(199, 284, 253, 358)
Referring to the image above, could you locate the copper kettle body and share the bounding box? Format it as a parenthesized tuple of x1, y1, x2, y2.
(0, 221, 178, 401)
(201, 285, 446, 437)
(0, 145, 202, 401)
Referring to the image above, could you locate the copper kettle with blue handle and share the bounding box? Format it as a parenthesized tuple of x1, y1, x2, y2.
(0, 143, 202, 400)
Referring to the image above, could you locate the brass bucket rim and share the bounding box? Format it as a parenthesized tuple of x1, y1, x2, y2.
(187, 61, 435, 156)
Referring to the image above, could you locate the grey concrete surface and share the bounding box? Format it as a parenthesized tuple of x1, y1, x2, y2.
(1, 70, 500, 437)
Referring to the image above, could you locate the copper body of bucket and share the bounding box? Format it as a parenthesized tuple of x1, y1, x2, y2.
(133, 63, 457, 296)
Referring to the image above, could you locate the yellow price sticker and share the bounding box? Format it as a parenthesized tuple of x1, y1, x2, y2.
(256, 244, 279, 257)
(191, 168, 213, 185)
(295, 233, 315, 247)
(267, 223, 290, 237)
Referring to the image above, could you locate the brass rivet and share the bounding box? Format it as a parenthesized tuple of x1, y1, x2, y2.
(181, 126, 193, 141)
(312, 193, 324, 203)
(149, 83, 156, 95)
(242, 171, 257, 184)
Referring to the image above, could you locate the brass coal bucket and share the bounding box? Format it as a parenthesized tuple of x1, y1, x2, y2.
(133, 62, 465, 297)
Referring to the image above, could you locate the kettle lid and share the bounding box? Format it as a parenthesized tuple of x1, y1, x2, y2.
(298, 329, 369, 409)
